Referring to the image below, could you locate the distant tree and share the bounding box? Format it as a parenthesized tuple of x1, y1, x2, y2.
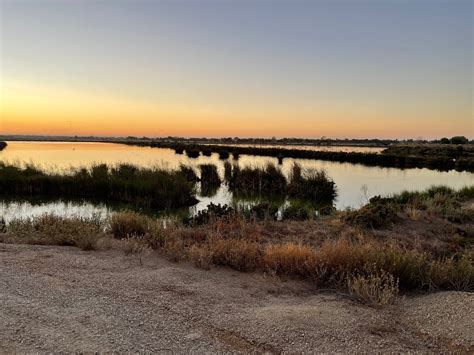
(440, 137, 450, 144)
(450, 136, 468, 145)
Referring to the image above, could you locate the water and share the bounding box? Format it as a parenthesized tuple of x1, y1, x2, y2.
(1, 141, 473, 220)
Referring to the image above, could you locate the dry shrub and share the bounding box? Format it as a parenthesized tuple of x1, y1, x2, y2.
(120, 237, 151, 255)
(207, 238, 261, 271)
(344, 202, 399, 229)
(109, 212, 168, 250)
(163, 236, 186, 262)
(109, 212, 150, 238)
(263, 243, 317, 277)
(6, 214, 104, 250)
(406, 206, 422, 221)
(426, 255, 474, 291)
(348, 269, 399, 306)
(189, 245, 213, 270)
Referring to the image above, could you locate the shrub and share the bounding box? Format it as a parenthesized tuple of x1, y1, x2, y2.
(185, 203, 235, 226)
(282, 202, 313, 220)
(201, 148, 212, 157)
(218, 149, 230, 160)
(5, 214, 104, 250)
(199, 164, 221, 185)
(348, 269, 399, 306)
(109, 211, 150, 238)
(207, 238, 261, 271)
(243, 202, 279, 221)
(344, 201, 399, 229)
(174, 146, 184, 154)
(186, 149, 200, 158)
(263, 243, 317, 277)
(0, 141, 7, 151)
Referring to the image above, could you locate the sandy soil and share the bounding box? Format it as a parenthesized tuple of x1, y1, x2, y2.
(0, 243, 472, 353)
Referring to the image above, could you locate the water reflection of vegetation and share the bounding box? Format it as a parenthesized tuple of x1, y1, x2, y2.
(137, 141, 474, 172)
(0, 162, 197, 209)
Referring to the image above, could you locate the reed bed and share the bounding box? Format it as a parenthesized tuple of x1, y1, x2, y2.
(226, 162, 337, 204)
(0, 162, 198, 209)
(143, 142, 474, 172)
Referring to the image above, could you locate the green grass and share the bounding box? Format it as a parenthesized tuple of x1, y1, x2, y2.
(227, 163, 337, 205)
(0, 162, 198, 209)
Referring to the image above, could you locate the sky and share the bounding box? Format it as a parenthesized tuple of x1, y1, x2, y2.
(0, 0, 472, 139)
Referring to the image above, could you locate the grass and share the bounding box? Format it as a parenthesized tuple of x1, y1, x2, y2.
(228, 163, 287, 195)
(348, 269, 399, 306)
(0, 141, 7, 151)
(227, 162, 337, 205)
(1, 184, 473, 304)
(0, 162, 198, 209)
(343, 185, 474, 230)
(199, 164, 221, 186)
(287, 164, 337, 203)
(179, 164, 199, 182)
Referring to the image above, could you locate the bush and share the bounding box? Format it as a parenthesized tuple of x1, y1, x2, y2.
(201, 148, 212, 157)
(218, 149, 230, 160)
(186, 149, 200, 158)
(243, 202, 279, 221)
(206, 238, 261, 271)
(199, 164, 221, 185)
(5, 214, 104, 250)
(348, 269, 399, 306)
(344, 201, 399, 229)
(109, 212, 150, 238)
(185, 203, 235, 225)
(282, 202, 313, 220)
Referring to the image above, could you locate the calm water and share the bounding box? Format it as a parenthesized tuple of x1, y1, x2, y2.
(207, 143, 385, 153)
(1, 141, 473, 220)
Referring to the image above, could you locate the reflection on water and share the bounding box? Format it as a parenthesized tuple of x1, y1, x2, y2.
(1, 141, 473, 220)
(0, 200, 111, 224)
(208, 143, 385, 153)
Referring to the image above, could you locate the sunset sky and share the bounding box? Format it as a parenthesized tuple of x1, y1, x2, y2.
(0, 0, 472, 139)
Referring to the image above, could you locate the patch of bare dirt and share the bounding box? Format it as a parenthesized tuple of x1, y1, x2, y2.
(0, 243, 472, 353)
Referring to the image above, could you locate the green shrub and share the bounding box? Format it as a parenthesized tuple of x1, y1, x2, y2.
(344, 201, 399, 229)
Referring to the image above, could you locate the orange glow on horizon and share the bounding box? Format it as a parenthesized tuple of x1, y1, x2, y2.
(1, 79, 471, 139)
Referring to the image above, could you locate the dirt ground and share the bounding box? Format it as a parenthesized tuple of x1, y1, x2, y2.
(0, 243, 472, 353)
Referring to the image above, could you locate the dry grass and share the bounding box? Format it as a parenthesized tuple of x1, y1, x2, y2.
(2, 187, 473, 300)
(348, 269, 399, 306)
(2, 214, 104, 251)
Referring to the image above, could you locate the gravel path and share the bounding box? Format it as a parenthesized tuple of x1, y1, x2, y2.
(0, 243, 472, 353)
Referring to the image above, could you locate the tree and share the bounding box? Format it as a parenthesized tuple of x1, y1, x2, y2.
(450, 136, 468, 145)
(440, 137, 450, 144)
